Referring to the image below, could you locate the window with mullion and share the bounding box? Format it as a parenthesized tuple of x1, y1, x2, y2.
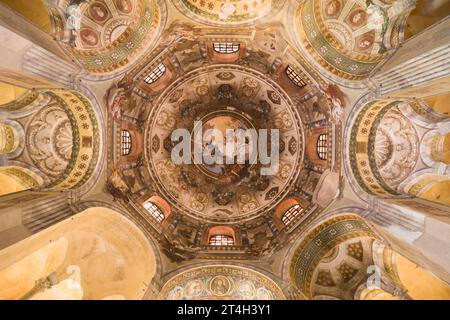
(144, 63, 166, 84)
(317, 133, 328, 160)
(121, 130, 132, 156)
(281, 204, 304, 226)
(143, 200, 165, 223)
(209, 234, 234, 246)
(213, 42, 240, 54)
(286, 65, 307, 88)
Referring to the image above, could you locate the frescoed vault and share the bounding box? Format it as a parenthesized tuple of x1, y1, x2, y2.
(293, 0, 416, 80)
(159, 265, 285, 300)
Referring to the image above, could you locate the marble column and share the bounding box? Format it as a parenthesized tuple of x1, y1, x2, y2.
(0, 191, 73, 250)
(370, 17, 450, 99)
(363, 198, 450, 283)
(0, 2, 72, 63)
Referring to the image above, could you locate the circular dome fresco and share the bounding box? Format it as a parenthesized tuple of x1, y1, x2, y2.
(145, 66, 305, 223)
(171, 0, 286, 26)
(159, 265, 285, 300)
(193, 110, 256, 182)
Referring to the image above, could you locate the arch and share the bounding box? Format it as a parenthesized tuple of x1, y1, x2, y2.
(359, 288, 399, 300)
(402, 174, 450, 206)
(207, 226, 236, 246)
(207, 42, 245, 63)
(0, 80, 102, 196)
(348, 98, 420, 197)
(24, 89, 101, 190)
(138, 194, 171, 224)
(288, 214, 380, 299)
(0, 207, 157, 300)
(0, 166, 44, 196)
(0, 81, 48, 115)
(348, 97, 450, 207)
(430, 133, 450, 164)
(0, 123, 19, 154)
(0, 81, 28, 105)
(0, 0, 166, 75)
(274, 197, 309, 229)
(293, 0, 415, 80)
(159, 265, 285, 300)
(306, 127, 329, 167)
(420, 130, 450, 167)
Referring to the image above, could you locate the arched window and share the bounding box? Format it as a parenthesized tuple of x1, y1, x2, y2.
(143, 200, 165, 223)
(213, 42, 240, 54)
(144, 63, 166, 84)
(286, 65, 307, 88)
(209, 234, 234, 246)
(121, 130, 132, 155)
(281, 204, 304, 226)
(317, 133, 328, 160)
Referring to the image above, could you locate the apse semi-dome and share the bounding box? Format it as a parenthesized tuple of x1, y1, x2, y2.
(159, 265, 285, 300)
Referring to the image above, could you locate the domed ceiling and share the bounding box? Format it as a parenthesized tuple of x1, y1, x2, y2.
(293, 0, 415, 80)
(105, 25, 341, 260)
(50, 0, 166, 74)
(1, 0, 449, 301)
(145, 66, 305, 222)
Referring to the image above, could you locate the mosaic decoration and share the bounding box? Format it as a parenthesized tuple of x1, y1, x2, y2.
(0, 166, 42, 189)
(171, 0, 286, 26)
(216, 72, 236, 81)
(159, 265, 285, 300)
(40, 91, 100, 190)
(0, 124, 19, 154)
(348, 99, 419, 196)
(27, 103, 74, 178)
(337, 262, 358, 283)
(107, 30, 334, 259)
(0, 90, 39, 112)
(294, 0, 415, 80)
(145, 66, 305, 223)
(151, 134, 160, 153)
(315, 269, 336, 287)
(289, 214, 378, 297)
(407, 99, 448, 123)
(66, 0, 163, 73)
